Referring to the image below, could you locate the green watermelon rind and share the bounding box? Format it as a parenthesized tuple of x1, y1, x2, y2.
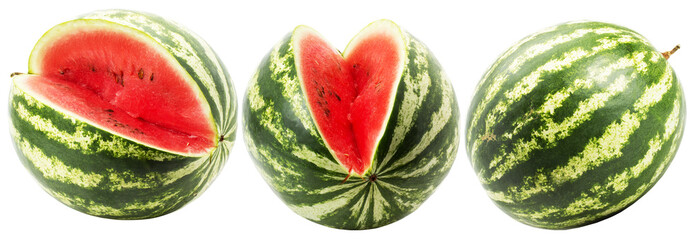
(9, 9, 237, 219)
(244, 20, 460, 229)
(465, 21, 686, 229)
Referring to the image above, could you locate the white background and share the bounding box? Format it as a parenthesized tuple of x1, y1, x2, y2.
(1, 0, 689, 239)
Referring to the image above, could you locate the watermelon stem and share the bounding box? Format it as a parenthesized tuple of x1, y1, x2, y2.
(368, 174, 377, 182)
(662, 45, 680, 60)
(10, 72, 24, 78)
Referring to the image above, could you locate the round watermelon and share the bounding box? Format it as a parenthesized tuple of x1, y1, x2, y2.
(244, 20, 460, 229)
(9, 10, 236, 219)
(466, 21, 685, 229)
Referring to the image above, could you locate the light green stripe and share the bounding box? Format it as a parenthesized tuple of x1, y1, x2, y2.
(379, 79, 453, 175)
(351, 187, 370, 226)
(307, 181, 362, 195)
(596, 98, 679, 205)
(468, 73, 507, 152)
(536, 78, 592, 116)
(472, 23, 560, 95)
(45, 187, 182, 217)
(274, 38, 319, 139)
(492, 111, 640, 202)
(650, 109, 684, 183)
(253, 148, 306, 195)
(486, 53, 643, 181)
(377, 39, 431, 172)
(499, 78, 591, 141)
(634, 67, 673, 112)
(169, 19, 235, 130)
(468, 25, 619, 146)
(288, 184, 365, 222)
(377, 181, 434, 210)
(488, 48, 590, 133)
(371, 184, 390, 223)
(247, 73, 265, 111)
(15, 102, 97, 151)
(663, 99, 682, 137)
(292, 146, 345, 174)
(391, 156, 439, 179)
(550, 110, 641, 183)
(16, 137, 103, 188)
(516, 104, 679, 226)
(606, 135, 663, 192)
(385, 127, 458, 179)
(189, 154, 220, 199)
(259, 148, 301, 183)
(507, 27, 623, 73)
(259, 101, 296, 146)
(487, 64, 673, 203)
(474, 35, 640, 160)
(106, 155, 208, 191)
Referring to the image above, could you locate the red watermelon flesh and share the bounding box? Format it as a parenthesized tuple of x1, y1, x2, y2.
(295, 24, 404, 175)
(23, 23, 216, 155)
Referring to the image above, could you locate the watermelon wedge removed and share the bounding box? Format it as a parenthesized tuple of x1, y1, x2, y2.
(9, 10, 236, 219)
(244, 20, 460, 229)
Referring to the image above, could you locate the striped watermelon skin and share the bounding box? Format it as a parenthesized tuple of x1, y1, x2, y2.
(466, 21, 685, 229)
(244, 23, 460, 229)
(9, 10, 236, 219)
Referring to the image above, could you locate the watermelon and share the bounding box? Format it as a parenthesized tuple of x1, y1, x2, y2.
(244, 20, 460, 229)
(466, 21, 685, 229)
(9, 10, 236, 219)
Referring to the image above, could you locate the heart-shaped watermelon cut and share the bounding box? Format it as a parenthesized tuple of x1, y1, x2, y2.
(294, 23, 406, 175)
(244, 20, 460, 229)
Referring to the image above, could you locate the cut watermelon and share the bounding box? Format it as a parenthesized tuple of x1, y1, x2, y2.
(294, 24, 404, 175)
(244, 19, 459, 229)
(10, 10, 236, 219)
(27, 19, 216, 155)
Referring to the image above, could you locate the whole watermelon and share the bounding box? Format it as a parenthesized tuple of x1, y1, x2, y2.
(244, 20, 460, 229)
(466, 21, 685, 229)
(9, 10, 236, 219)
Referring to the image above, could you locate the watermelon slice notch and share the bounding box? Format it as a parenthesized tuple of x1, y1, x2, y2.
(294, 20, 406, 176)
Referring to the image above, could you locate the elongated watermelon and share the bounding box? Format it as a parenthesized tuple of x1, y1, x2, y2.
(466, 21, 685, 229)
(9, 10, 236, 219)
(244, 20, 460, 229)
